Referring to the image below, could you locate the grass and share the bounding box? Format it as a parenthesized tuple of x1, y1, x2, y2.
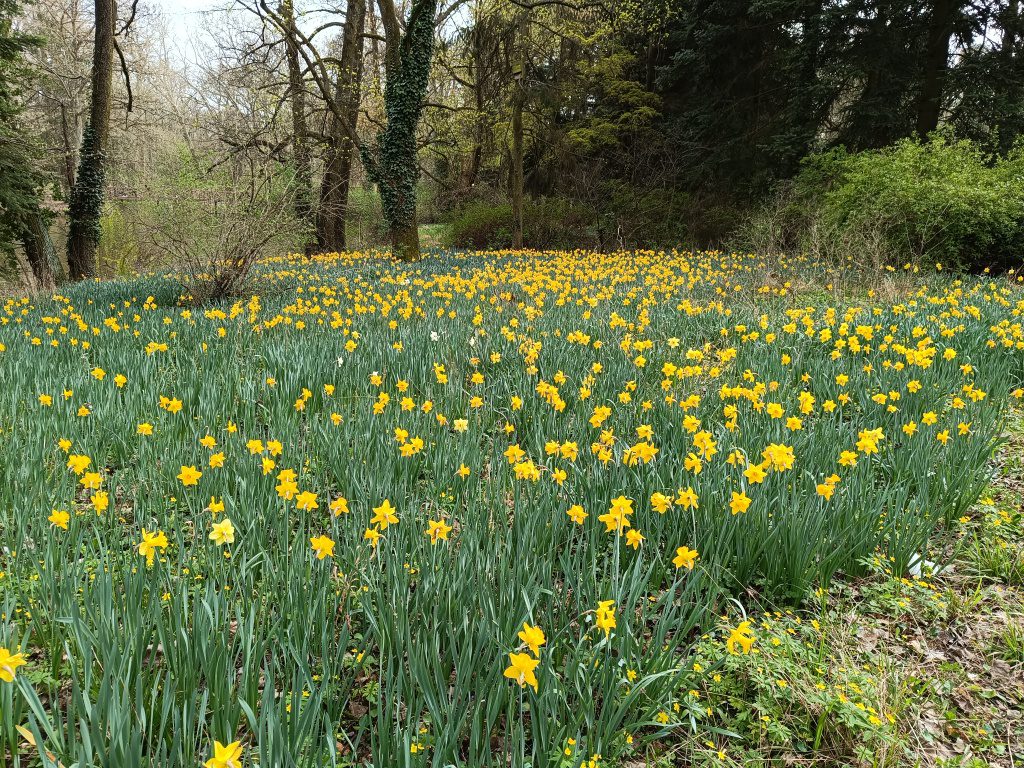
(0, 249, 1021, 767)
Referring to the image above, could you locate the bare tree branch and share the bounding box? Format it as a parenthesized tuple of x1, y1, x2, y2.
(113, 37, 133, 114)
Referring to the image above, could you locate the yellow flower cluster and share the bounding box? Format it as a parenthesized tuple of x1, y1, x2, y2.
(1, 248, 1021, 765)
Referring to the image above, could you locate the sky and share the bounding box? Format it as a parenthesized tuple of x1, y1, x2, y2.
(146, 0, 344, 67)
(154, 0, 211, 39)
(148, 0, 224, 65)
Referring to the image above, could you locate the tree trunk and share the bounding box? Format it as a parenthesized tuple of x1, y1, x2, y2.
(59, 100, 81, 196)
(462, 18, 485, 189)
(366, 0, 384, 91)
(363, 0, 437, 262)
(317, 0, 366, 252)
(377, 0, 402, 72)
(1003, 0, 1019, 66)
(67, 0, 115, 281)
(916, 0, 957, 138)
(281, 0, 314, 254)
(510, 16, 527, 249)
(391, 212, 419, 262)
(465, 140, 482, 189)
(511, 93, 524, 249)
(22, 212, 57, 291)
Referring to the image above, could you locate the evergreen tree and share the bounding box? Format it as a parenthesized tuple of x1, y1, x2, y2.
(947, 0, 1024, 154)
(0, 0, 47, 274)
(661, 0, 839, 198)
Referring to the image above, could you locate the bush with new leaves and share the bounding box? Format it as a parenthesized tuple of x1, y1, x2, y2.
(740, 136, 1024, 270)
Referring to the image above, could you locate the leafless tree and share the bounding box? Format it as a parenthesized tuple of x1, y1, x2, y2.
(135, 149, 304, 301)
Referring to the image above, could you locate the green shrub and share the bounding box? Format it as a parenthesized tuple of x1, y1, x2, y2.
(445, 189, 723, 251)
(600, 183, 694, 247)
(445, 198, 593, 250)
(738, 136, 1024, 270)
(445, 200, 514, 249)
(96, 204, 140, 276)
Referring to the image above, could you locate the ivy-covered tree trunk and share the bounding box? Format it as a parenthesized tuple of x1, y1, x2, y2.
(362, 0, 437, 263)
(67, 0, 115, 281)
(317, 0, 366, 253)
